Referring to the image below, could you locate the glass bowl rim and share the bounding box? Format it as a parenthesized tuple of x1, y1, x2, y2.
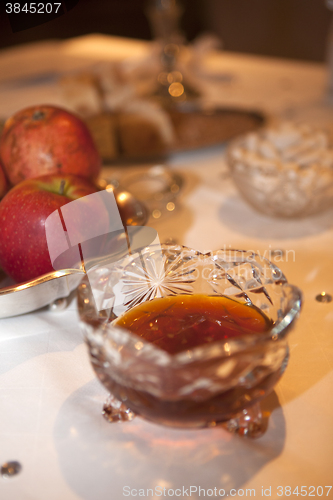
(78, 244, 302, 365)
(226, 132, 333, 176)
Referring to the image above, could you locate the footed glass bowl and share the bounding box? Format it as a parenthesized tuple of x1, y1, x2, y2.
(77, 245, 302, 437)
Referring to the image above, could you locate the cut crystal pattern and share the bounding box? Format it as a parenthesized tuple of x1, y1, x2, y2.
(110, 245, 200, 315)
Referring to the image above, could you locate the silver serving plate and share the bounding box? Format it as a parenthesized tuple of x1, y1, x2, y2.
(0, 188, 148, 319)
(0, 269, 84, 319)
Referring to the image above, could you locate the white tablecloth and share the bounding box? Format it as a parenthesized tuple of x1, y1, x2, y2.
(0, 35, 333, 500)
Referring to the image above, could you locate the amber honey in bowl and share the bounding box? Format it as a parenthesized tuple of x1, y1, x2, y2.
(104, 294, 283, 427)
(113, 294, 273, 354)
(79, 246, 301, 432)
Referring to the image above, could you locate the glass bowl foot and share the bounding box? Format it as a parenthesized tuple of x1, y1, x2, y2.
(102, 394, 136, 423)
(223, 403, 267, 439)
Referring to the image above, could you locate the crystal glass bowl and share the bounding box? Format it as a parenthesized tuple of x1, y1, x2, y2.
(116, 165, 183, 221)
(77, 245, 302, 437)
(227, 127, 333, 218)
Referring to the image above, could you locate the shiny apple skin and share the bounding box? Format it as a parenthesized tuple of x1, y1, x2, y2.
(0, 174, 100, 283)
(0, 105, 101, 185)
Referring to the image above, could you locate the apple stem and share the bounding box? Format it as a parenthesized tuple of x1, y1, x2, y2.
(32, 110, 45, 121)
(59, 179, 66, 196)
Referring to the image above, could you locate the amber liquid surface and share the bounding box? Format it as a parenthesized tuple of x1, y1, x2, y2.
(113, 294, 273, 354)
(102, 295, 282, 427)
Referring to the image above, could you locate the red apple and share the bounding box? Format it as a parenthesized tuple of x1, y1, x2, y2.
(0, 174, 109, 283)
(0, 160, 8, 199)
(0, 105, 101, 186)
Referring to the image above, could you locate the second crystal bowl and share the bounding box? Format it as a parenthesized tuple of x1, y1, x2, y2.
(227, 124, 333, 218)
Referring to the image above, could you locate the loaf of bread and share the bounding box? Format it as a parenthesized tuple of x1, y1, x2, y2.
(60, 67, 176, 159)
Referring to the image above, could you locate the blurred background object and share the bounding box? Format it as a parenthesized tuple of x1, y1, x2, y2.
(0, 0, 331, 62)
(203, 0, 332, 62)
